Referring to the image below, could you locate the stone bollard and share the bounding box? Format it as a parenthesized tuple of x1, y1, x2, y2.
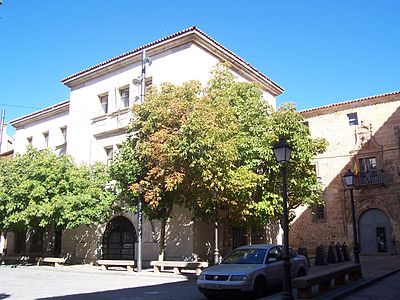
(335, 242, 343, 262)
(315, 245, 327, 265)
(342, 242, 351, 261)
(298, 247, 311, 268)
(327, 242, 337, 264)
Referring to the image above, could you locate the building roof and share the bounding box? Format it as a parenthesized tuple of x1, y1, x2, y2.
(61, 26, 284, 96)
(10, 100, 70, 128)
(300, 90, 400, 118)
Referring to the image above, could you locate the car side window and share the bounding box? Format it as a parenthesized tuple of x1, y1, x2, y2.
(267, 247, 283, 262)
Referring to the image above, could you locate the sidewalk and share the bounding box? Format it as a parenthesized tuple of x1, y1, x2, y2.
(262, 254, 400, 300)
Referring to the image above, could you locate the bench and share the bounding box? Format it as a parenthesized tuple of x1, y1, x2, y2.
(292, 263, 362, 298)
(0, 255, 31, 265)
(36, 257, 66, 267)
(150, 261, 209, 275)
(96, 260, 135, 272)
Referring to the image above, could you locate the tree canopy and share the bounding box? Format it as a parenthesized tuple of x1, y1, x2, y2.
(0, 147, 114, 231)
(111, 64, 327, 226)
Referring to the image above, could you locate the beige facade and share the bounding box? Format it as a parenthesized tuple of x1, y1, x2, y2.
(5, 27, 283, 264)
(292, 91, 400, 255)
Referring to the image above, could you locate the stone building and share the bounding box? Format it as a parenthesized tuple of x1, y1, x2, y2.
(5, 27, 283, 264)
(291, 91, 400, 255)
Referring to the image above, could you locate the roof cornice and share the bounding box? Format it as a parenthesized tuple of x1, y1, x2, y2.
(300, 90, 400, 118)
(61, 26, 284, 96)
(10, 100, 70, 128)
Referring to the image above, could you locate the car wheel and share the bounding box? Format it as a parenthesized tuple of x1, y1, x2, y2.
(252, 276, 267, 299)
(297, 267, 307, 277)
(203, 294, 217, 300)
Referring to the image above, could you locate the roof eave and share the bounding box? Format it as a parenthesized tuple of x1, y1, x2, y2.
(10, 100, 70, 129)
(61, 27, 284, 96)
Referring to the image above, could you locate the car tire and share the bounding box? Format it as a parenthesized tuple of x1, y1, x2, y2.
(252, 276, 267, 299)
(203, 294, 217, 300)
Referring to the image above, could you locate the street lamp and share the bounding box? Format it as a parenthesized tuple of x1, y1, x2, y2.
(343, 169, 361, 264)
(273, 136, 294, 300)
(135, 49, 152, 272)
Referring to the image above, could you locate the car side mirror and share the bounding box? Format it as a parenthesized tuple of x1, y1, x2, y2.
(267, 257, 278, 263)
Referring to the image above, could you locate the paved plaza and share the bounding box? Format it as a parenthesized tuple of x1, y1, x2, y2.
(0, 265, 204, 300)
(1, 255, 399, 299)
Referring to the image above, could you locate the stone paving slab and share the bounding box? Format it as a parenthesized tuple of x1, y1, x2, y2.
(262, 254, 400, 300)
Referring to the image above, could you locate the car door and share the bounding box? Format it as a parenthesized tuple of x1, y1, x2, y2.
(264, 246, 284, 286)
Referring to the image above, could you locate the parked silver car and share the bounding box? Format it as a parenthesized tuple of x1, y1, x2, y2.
(197, 244, 308, 299)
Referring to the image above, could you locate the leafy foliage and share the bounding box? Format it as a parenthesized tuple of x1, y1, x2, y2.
(118, 64, 327, 227)
(0, 147, 114, 230)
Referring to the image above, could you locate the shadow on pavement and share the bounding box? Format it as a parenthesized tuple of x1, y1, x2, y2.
(36, 280, 282, 300)
(37, 280, 205, 300)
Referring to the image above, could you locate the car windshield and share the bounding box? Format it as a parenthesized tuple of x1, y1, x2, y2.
(222, 248, 267, 264)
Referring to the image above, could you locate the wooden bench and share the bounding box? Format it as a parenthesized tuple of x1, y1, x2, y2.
(0, 255, 31, 265)
(96, 260, 135, 272)
(150, 261, 209, 275)
(292, 263, 362, 298)
(36, 257, 66, 267)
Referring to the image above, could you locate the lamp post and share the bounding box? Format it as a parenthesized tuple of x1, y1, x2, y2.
(343, 169, 361, 264)
(273, 136, 294, 300)
(135, 49, 152, 272)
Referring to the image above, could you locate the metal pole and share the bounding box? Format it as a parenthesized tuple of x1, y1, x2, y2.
(137, 190, 142, 272)
(214, 206, 219, 265)
(281, 165, 294, 300)
(0, 109, 5, 154)
(140, 49, 146, 104)
(136, 49, 147, 272)
(349, 188, 360, 264)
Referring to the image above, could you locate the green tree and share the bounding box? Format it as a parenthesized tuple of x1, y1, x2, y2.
(111, 64, 327, 259)
(0, 147, 114, 232)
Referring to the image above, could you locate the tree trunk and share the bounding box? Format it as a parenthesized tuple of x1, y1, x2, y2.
(158, 216, 167, 261)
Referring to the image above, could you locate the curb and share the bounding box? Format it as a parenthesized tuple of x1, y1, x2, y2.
(324, 268, 400, 300)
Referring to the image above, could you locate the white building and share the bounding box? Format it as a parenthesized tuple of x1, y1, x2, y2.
(8, 27, 283, 264)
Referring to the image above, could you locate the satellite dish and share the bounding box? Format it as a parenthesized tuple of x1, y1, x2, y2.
(132, 78, 141, 86)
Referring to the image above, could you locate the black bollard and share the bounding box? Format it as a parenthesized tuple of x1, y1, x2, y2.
(335, 242, 343, 262)
(315, 245, 327, 265)
(327, 242, 337, 264)
(298, 247, 311, 268)
(342, 242, 351, 261)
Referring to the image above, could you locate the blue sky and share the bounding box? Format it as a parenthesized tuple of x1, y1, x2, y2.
(0, 1, 399, 134)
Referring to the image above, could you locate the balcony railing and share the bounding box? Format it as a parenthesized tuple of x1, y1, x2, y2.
(356, 170, 384, 186)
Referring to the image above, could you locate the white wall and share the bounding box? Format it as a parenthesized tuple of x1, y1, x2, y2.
(12, 111, 69, 154)
(67, 43, 277, 165)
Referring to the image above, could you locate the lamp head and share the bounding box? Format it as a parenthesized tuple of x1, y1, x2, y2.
(273, 136, 292, 163)
(343, 169, 355, 187)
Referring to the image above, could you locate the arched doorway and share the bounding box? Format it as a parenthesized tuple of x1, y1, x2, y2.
(359, 209, 392, 254)
(102, 216, 136, 260)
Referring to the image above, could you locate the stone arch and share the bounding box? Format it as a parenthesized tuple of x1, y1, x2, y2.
(102, 216, 136, 260)
(359, 208, 392, 254)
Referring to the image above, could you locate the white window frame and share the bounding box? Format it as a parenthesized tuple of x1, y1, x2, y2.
(43, 132, 49, 148)
(99, 93, 109, 114)
(120, 87, 130, 108)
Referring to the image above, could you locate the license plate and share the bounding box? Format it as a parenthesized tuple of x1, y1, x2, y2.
(204, 283, 223, 289)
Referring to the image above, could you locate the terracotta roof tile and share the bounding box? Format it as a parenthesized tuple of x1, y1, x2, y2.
(300, 90, 400, 114)
(61, 26, 283, 93)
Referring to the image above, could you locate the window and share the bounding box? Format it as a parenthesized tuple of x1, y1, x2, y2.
(60, 126, 67, 144)
(120, 87, 130, 108)
(347, 112, 358, 126)
(105, 146, 114, 166)
(313, 204, 326, 221)
(99, 94, 109, 114)
(43, 132, 49, 148)
(357, 156, 383, 185)
(27, 136, 33, 145)
(267, 247, 283, 261)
